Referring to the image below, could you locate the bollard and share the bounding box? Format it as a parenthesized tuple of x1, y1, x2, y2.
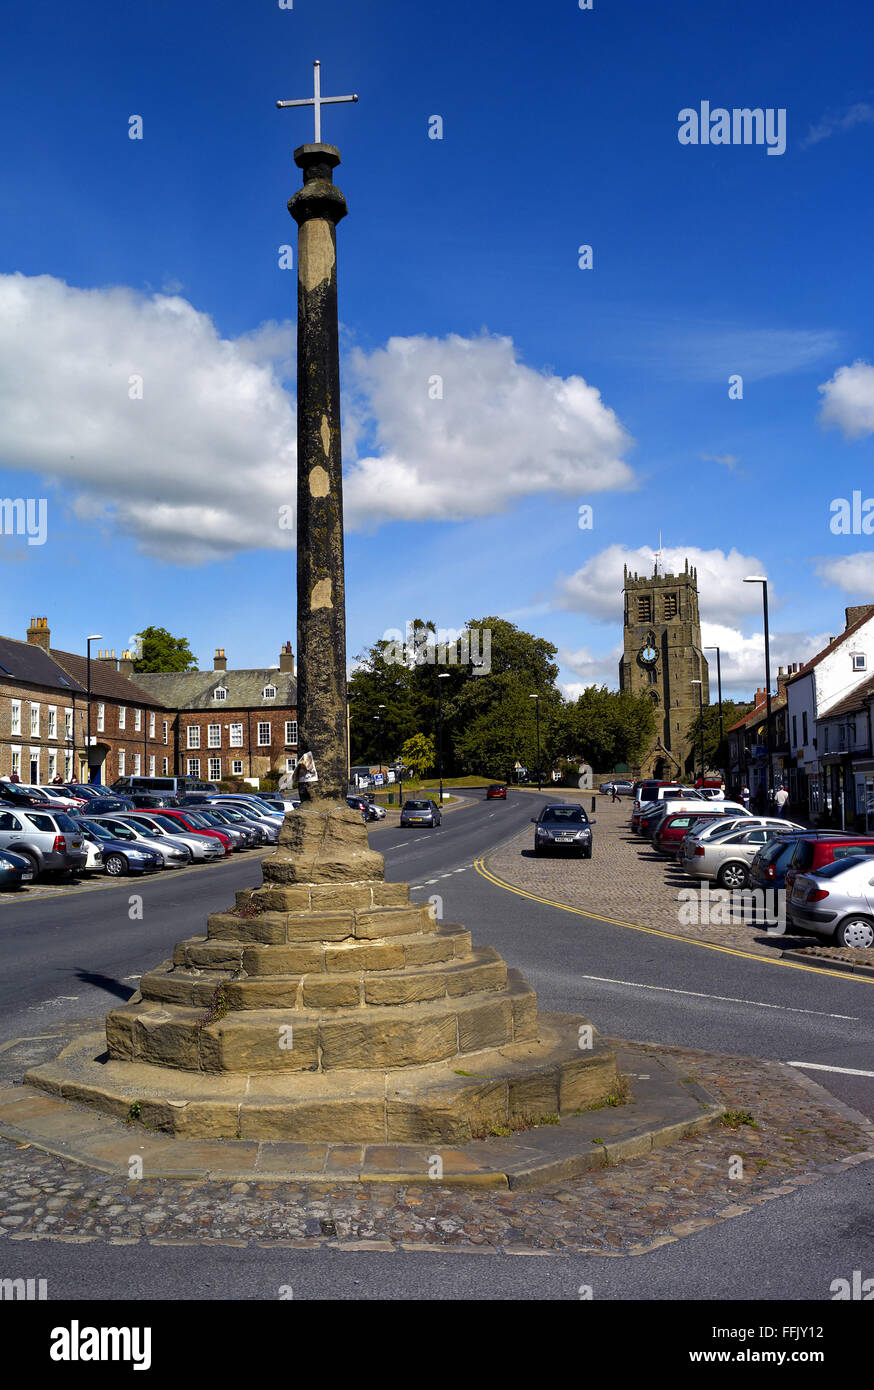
(591, 796, 596, 813)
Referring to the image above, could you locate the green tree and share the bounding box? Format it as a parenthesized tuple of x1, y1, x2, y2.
(684, 700, 752, 777)
(569, 686, 656, 771)
(401, 733, 436, 779)
(133, 626, 197, 673)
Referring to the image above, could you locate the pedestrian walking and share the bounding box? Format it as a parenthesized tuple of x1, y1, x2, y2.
(775, 786, 789, 817)
(610, 781, 618, 802)
(741, 784, 750, 810)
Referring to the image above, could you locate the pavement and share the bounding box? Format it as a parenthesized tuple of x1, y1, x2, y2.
(0, 789, 872, 1300)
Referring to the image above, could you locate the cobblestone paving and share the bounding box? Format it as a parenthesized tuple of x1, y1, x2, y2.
(0, 1048, 870, 1256)
(485, 795, 874, 962)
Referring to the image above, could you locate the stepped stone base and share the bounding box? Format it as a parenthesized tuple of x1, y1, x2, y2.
(26, 1014, 616, 1144)
(22, 804, 623, 1159)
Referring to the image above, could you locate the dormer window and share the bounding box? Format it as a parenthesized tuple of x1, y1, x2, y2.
(213, 687, 228, 702)
(262, 685, 277, 699)
(852, 653, 866, 671)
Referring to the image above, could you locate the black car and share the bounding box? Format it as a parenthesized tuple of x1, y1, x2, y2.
(0, 782, 49, 808)
(82, 795, 135, 814)
(532, 804, 595, 857)
(129, 792, 182, 809)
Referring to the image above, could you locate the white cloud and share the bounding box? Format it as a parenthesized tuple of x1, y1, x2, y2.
(814, 552, 874, 593)
(802, 102, 874, 148)
(0, 277, 635, 561)
(699, 622, 827, 696)
(0, 273, 297, 562)
(700, 452, 740, 472)
(555, 544, 772, 627)
(818, 360, 874, 439)
(558, 642, 624, 693)
(343, 332, 635, 523)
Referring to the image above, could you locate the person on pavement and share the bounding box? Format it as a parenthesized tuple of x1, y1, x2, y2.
(775, 786, 789, 817)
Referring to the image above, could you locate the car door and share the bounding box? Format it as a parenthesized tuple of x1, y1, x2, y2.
(0, 810, 22, 850)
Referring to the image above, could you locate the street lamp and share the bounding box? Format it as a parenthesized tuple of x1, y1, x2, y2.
(86, 634, 103, 785)
(704, 646, 723, 779)
(743, 576, 773, 805)
(529, 693, 541, 791)
(374, 703, 386, 787)
(691, 680, 705, 784)
(437, 674, 450, 805)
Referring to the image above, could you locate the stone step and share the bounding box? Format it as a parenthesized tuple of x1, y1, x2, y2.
(106, 973, 537, 1073)
(237, 881, 410, 913)
(139, 945, 507, 1012)
(172, 924, 472, 975)
(207, 902, 435, 946)
(28, 1012, 618, 1143)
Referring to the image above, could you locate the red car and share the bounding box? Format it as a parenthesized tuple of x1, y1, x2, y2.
(651, 811, 731, 856)
(128, 808, 234, 856)
(486, 785, 507, 800)
(783, 834, 874, 897)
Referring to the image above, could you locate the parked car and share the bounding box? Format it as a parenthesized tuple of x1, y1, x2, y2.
(11, 785, 76, 812)
(75, 818, 163, 876)
(128, 791, 182, 809)
(679, 815, 801, 868)
(134, 809, 234, 855)
(36, 785, 91, 810)
(78, 795, 135, 814)
(346, 796, 371, 822)
(112, 775, 219, 797)
(185, 807, 255, 849)
(204, 796, 284, 824)
(682, 824, 793, 889)
(532, 803, 595, 857)
(652, 811, 739, 856)
(204, 806, 274, 844)
(640, 799, 744, 838)
(787, 856, 874, 947)
(599, 780, 634, 796)
(252, 793, 295, 813)
(0, 782, 55, 809)
(783, 834, 874, 898)
(80, 816, 189, 869)
(400, 799, 442, 828)
(486, 785, 508, 800)
(749, 834, 815, 892)
(117, 813, 224, 861)
(0, 848, 36, 889)
(0, 807, 87, 877)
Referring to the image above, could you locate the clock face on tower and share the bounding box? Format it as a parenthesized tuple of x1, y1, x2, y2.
(639, 643, 658, 665)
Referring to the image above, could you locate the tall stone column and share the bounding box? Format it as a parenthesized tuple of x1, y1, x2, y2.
(289, 143, 349, 805)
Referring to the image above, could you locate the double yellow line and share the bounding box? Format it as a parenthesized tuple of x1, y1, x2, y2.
(473, 856, 874, 985)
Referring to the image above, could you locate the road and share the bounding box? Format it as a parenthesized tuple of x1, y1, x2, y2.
(1, 789, 872, 1302)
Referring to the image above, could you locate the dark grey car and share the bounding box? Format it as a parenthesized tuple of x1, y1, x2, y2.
(0, 807, 87, 877)
(532, 804, 595, 857)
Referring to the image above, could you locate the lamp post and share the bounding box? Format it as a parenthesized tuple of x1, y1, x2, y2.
(691, 679, 705, 784)
(374, 703, 385, 787)
(704, 646, 723, 778)
(530, 693, 541, 791)
(743, 576, 773, 805)
(85, 634, 103, 785)
(437, 674, 449, 805)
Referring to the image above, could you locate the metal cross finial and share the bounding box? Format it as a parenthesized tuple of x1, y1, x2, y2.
(276, 60, 358, 144)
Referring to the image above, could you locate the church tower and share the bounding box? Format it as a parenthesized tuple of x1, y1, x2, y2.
(619, 557, 710, 779)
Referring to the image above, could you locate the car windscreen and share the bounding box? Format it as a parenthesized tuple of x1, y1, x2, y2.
(813, 854, 874, 878)
(541, 807, 587, 823)
(405, 801, 431, 810)
(79, 821, 114, 841)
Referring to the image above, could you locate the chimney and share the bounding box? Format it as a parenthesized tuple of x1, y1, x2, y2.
(279, 641, 294, 673)
(98, 649, 118, 668)
(845, 605, 874, 629)
(214, 647, 227, 672)
(26, 616, 51, 653)
(754, 687, 766, 708)
(118, 649, 134, 679)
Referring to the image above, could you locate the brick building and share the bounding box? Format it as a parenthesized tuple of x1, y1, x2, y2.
(0, 633, 86, 783)
(133, 644, 298, 783)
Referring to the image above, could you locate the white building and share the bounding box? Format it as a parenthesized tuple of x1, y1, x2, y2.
(785, 604, 874, 820)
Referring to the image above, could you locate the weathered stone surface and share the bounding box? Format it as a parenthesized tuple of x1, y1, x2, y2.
(354, 906, 431, 940)
(508, 1071, 560, 1120)
(133, 1013, 201, 1071)
(558, 1053, 618, 1111)
(386, 1080, 509, 1145)
(199, 1017, 319, 1073)
(446, 953, 506, 997)
(457, 997, 513, 1054)
(241, 944, 323, 976)
(371, 883, 410, 907)
(403, 934, 459, 966)
(508, 970, 538, 1040)
(223, 978, 303, 1011)
(323, 940, 405, 973)
(207, 912, 287, 945)
(243, 885, 311, 913)
(318, 1012, 458, 1069)
(286, 910, 354, 942)
(309, 883, 373, 910)
(302, 977, 360, 1009)
(364, 972, 447, 1006)
(264, 804, 384, 884)
(181, 940, 244, 971)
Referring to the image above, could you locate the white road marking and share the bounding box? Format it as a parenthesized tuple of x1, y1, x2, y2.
(28, 995, 79, 1010)
(576, 974, 858, 1021)
(123, 974, 142, 982)
(787, 1061, 874, 1078)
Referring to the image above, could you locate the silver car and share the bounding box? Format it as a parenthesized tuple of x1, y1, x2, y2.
(678, 814, 802, 865)
(182, 808, 252, 850)
(112, 813, 223, 862)
(788, 856, 874, 948)
(83, 815, 190, 869)
(0, 807, 87, 877)
(682, 824, 790, 889)
(205, 806, 276, 844)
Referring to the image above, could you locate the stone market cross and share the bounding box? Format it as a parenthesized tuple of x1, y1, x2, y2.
(276, 60, 358, 145)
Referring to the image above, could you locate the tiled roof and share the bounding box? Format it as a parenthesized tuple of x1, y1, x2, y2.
(0, 636, 86, 696)
(49, 649, 163, 707)
(133, 668, 297, 711)
(785, 605, 874, 684)
(725, 693, 786, 734)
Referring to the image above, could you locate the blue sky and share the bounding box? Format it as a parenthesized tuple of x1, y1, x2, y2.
(2, 0, 874, 697)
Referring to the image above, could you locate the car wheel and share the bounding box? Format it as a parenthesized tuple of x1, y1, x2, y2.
(17, 851, 40, 880)
(718, 862, 749, 890)
(104, 853, 127, 877)
(836, 916, 874, 950)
